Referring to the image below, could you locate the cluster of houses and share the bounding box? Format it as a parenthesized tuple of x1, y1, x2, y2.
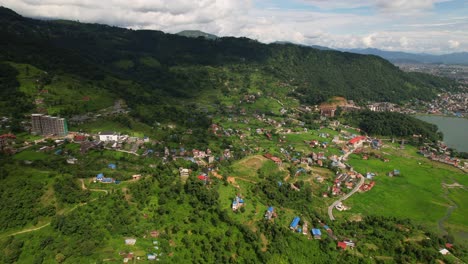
(329, 171, 362, 196)
(0, 133, 16, 154)
(289, 217, 345, 243)
(147, 240, 162, 261)
(419, 92, 468, 117)
(419, 146, 466, 170)
(122, 237, 162, 262)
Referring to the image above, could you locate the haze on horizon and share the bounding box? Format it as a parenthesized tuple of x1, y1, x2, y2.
(1, 0, 467, 54)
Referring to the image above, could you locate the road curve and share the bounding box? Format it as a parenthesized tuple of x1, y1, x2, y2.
(328, 175, 365, 221)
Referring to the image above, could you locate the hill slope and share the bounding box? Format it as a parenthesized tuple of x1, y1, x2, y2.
(0, 7, 459, 125)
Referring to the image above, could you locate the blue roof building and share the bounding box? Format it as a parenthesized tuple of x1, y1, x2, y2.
(102, 177, 114, 183)
(290, 217, 300, 230)
(96, 173, 104, 180)
(312, 228, 322, 236)
(108, 163, 116, 169)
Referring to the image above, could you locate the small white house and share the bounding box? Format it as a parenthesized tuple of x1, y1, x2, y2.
(125, 238, 136, 245)
(439, 248, 450, 255)
(99, 131, 119, 142)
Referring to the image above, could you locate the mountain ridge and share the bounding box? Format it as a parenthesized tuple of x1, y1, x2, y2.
(0, 6, 460, 124)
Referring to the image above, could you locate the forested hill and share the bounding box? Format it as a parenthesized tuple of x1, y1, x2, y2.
(0, 7, 458, 120)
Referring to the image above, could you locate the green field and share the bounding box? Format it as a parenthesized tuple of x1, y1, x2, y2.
(338, 144, 468, 242)
(13, 149, 49, 161)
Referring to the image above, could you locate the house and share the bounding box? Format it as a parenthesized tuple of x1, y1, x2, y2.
(388, 169, 400, 177)
(232, 195, 244, 211)
(192, 149, 207, 158)
(179, 168, 189, 178)
(198, 173, 208, 181)
(337, 241, 347, 250)
(371, 139, 382, 149)
(360, 181, 375, 192)
(264, 206, 275, 220)
(263, 153, 282, 165)
(66, 158, 78, 164)
(108, 163, 117, 169)
(320, 107, 336, 117)
(96, 173, 104, 181)
(73, 134, 87, 142)
(149, 230, 160, 238)
(311, 228, 322, 239)
(125, 238, 136, 245)
(101, 177, 114, 183)
(290, 216, 300, 230)
(348, 136, 367, 148)
(439, 248, 450, 255)
(99, 131, 119, 142)
(132, 174, 142, 180)
(147, 254, 156, 260)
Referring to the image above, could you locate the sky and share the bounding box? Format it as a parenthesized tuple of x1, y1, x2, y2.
(1, 0, 467, 54)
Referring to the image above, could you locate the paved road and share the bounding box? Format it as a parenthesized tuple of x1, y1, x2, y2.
(328, 147, 365, 221)
(328, 175, 365, 221)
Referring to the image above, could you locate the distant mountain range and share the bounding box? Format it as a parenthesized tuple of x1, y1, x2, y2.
(341, 48, 468, 65)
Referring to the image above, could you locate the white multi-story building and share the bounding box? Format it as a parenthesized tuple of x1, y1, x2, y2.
(31, 114, 68, 136)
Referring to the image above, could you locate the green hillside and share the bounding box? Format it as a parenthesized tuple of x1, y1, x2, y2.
(0, 7, 459, 125)
(0, 7, 467, 264)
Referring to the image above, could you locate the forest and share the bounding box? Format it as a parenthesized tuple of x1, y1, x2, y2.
(344, 110, 442, 142)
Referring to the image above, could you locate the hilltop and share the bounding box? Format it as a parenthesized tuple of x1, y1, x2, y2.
(176, 30, 218, 40)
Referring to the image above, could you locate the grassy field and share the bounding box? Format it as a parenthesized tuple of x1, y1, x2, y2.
(13, 150, 49, 161)
(338, 143, 468, 242)
(74, 118, 153, 138)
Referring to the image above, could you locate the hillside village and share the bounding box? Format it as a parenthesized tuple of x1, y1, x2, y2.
(1, 91, 467, 262)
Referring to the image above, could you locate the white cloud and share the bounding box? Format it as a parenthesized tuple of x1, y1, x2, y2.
(448, 40, 460, 48)
(0, 0, 466, 54)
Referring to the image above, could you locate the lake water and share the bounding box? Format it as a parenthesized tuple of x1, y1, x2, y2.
(415, 115, 468, 152)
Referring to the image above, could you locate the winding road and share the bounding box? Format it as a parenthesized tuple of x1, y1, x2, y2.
(328, 175, 365, 221)
(327, 147, 365, 221)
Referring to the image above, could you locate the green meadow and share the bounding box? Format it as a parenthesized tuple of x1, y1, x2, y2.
(338, 144, 468, 242)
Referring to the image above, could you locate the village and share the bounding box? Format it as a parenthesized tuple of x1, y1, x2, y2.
(0, 93, 466, 261)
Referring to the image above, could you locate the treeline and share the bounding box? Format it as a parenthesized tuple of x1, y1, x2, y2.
(345, 110, 442, 142)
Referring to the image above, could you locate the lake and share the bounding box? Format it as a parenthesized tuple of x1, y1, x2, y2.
(415, 115, 468, 152)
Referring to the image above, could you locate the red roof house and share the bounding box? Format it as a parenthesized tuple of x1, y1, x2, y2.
(348, 136, 367, 146)
(337, 241, 347, 250)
